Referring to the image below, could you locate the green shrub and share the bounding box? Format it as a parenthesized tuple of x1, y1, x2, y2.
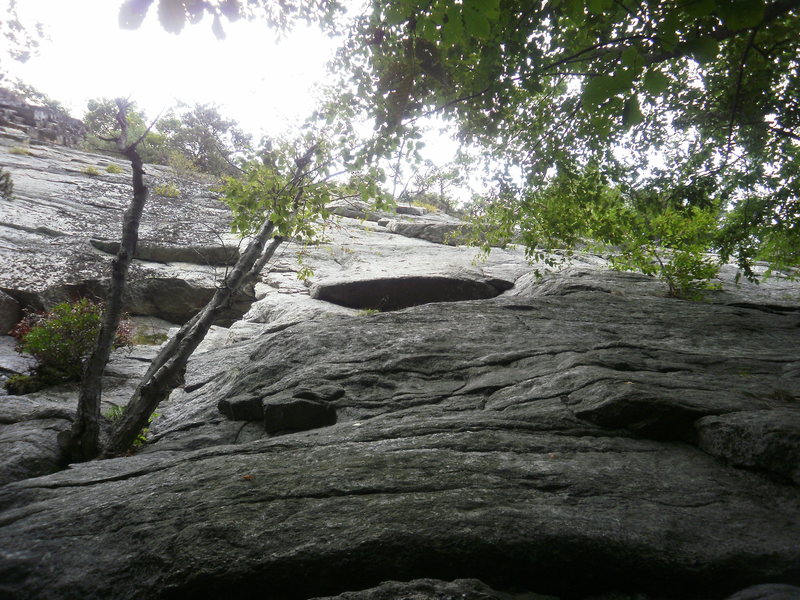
(0, 167, 13, 200)
(4, 374, 44, 395)
(105, 163, 123, 174)
(168, 151, 199, 179)
(357, 308, 380, 316)
(9, 146, 34, 156)
(411, 201, 440, 213)
(6, 299, 132, 392)
(154, 183, 180, 198)
(105, 405, 159, 447)
(82, 165, 101, 177)
(132, 331, 168, 345)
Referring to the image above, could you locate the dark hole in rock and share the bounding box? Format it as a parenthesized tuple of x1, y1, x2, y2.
(310, 276, 514, 311)
(263, 397, 337, 433)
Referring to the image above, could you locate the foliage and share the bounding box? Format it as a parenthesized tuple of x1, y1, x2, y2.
(329, 0, 800, 279)
(6, 80, 68, 113)
(410, 200, 440, 213)
(222, 132, 386, 241)
(132, 331, 168, 346)
(167, 150, 199, 179)
(0, 3, 43, 62)
(82, 98, 171, 165)
(105, 405, 159, 447)
(467, 164, 722, 298)
(4, 374, 43, 395)
(118, 0, 345, 39)
(81, 165, 101, 177)
(357, 308, 381, 316)
(0, 167, 13, 200)
(9, 300, 133, 388)
(105, 163, 123, 174)
(396, 159, 464, 216)
(83, 98, 252, 176)
(153, 183, 180, 198)
(157, 103, 252, 176)
(9, 146, 33, 156)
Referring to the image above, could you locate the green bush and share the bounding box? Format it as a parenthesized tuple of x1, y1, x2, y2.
(105, 163, 123, 174)
(154, 183, 180, 198)
(6, 299, 132, 393)
(0, 167, 13, 200)
(4, 374, 44, 395)
(82, 165, 101, 177)
(105, 405, 159, 447)
(9, 145, 34, 156)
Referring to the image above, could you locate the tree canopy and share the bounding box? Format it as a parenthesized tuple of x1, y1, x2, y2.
(330, 0, 800, 281)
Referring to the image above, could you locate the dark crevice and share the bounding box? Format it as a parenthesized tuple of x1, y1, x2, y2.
(311, 276, 514, 311)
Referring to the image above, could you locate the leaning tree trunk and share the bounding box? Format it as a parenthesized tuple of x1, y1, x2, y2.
(102, 219, 284, 456)
(67, 101, 148, 463)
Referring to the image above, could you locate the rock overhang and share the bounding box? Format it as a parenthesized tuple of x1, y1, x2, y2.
(309, 275, 515, 311)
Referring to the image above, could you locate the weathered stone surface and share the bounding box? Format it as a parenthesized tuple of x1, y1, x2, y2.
(0, 418, 69, 486)
(0, 88, 86, 147)
(0, 291, 20, 334)
(1, 137, 800, 600)
(311, 578, 557, 600)
(217, 394, 263, 421)
(0, 135, 241, 323)
(696, 410, 800, 484)
(0, 345, 157, 484)
(0, 336, 35, 379)
(385, 219, 465, 245)
(327, 199, 389, 221)
(725, 584, 800, 600)
(90, 239, 239, 266)
(263, 396, 337, 433)
(395, 205, 427, 216)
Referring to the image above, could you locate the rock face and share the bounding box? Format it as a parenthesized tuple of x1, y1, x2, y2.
(0, 88, 86, 147)
(1, 137, 800, 600)
(0, 132, 241, 325)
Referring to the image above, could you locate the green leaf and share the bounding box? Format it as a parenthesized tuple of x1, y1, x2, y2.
(158, 0, 186, 34)
(687, 37, 719, 63)
(384, 4, 408, 26)
(119, 0, 154, 29)
(622, 95, 644, 127)
(463, 4, 491, 38)
(582, 75, 618, 108)
(717, 0, 765, 30)
(656, 12, 680, 48)
(443, 5, 465, 45)
(562, 0, 584, 22)
(588, 0, 613, 14)
(621, 46, 644, 76)
(679, 0, 716, 18)
(642, 69, 671, 95)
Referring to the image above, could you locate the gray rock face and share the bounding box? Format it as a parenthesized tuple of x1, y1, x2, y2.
(0, 135, 240, 325)
(1, 268, 798, 600)
(0, 291, 20, 334)
(1, 136, 800, 600)
(385, 218, 465, 245)
(696, 410, 800, 484)
(725, 584, 800, 600)
(311, 579, 558, 600)
(90, 239, 239, 266)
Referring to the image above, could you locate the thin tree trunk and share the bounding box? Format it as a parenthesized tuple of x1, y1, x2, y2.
(68, 101, 147, 462)
(102, 220, 284, 456)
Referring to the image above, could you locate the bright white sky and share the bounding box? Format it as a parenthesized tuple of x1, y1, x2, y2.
(2, 0, 342, 139)
(1, 0, 476, 200)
